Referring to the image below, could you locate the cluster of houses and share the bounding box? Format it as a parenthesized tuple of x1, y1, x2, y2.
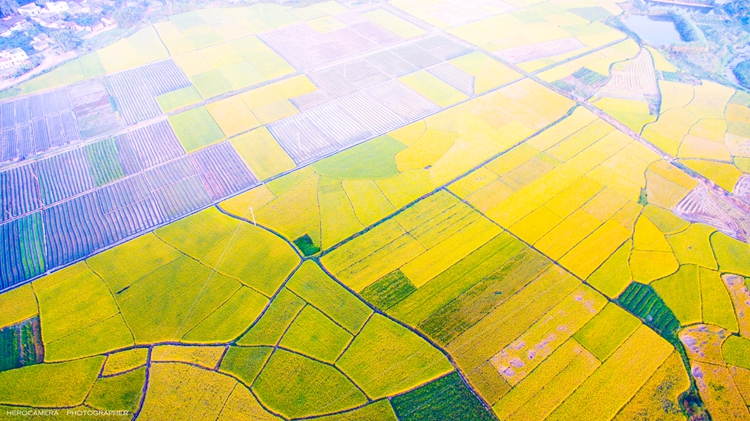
(1, 1, 116, 39)
(3, 1, 114, 33)
(16, 1, 103, 31)
(0, 0, 116, 71)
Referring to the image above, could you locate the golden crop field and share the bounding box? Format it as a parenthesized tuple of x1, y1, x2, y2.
(0, 0, 749, 419)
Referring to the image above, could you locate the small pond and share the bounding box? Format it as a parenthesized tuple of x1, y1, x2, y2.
(623, 15, 685, 45)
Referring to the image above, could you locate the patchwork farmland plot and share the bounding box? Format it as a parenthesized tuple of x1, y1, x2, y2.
(268, 80, 441, 165)
(0, 0, 749, 419)
(450, 108, 661, 281)
(0, 208, 471, 419)
(105, 60, 193, 126)
(266, 47, 518, 164)
(0, 88, 80, 163)
(0, 213, 45, 288)
(319, 187, 695, 420)
(68, 79, 123, 139)
(226, 76, 570, 254)
(0, 118, 257, 285)
(257, 9, 407, 70)
(0, 165, 40, 223)
(397, 0, 629, 73)
(114, 120, 185, 171)
(201, 33, 518, 166)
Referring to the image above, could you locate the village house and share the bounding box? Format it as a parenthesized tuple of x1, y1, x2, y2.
(45, 1, 69, 14)
(33, 13, 58, 27)
(62, 21, 82, 31)
(3, 16, 28, 32)
(17, 3, 42, 17)
(0, 48, 30, 69)
(31, 41, 49, 51)
(86, 20, 103, 31)
(29, 1, 70, 26)
(0, 16, 27, 37)
(32, 33, 50, 43)
(31, 33, 51, 51)
(66, 2, 90, 14)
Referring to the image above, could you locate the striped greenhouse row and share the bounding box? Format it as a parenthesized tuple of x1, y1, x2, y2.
(105, 60, 192, 125)
(258, 10, 401, 70)
(144, 157, 197, 191)
(0, 165, 41, 223)
(0, 87, 71, 132)
(0, 110, 81, 165)
(191, 142, 258, 200)
(270, 79, 439, 164)
(114, 120, 185, 170)
(138, 60, 192, 97)
(106, 70, 162, 125)
(84, 138, 127, 187)
(94, 173, 152, 215)
(35, 148, 95, 206)
(0, 212, 45, 289)
(413, 35, 473, 61)
(427, 62, 475, 96)
(152, 176, 212, 221)
(0, 112, 80, 164)
(308, 59, 391, 99)
(43, 185, 165, 268)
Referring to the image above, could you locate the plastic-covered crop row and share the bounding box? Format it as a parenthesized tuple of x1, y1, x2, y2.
(0, 165, 41, 223)
(35, 148, 95, 206)
(0, 87, 80, 164)
(114, 120, 185, 171)
(106, 70, 162, 125)
(0, 212, 45, 289)
(105, 59, 193, 125)
(270, 80, 438, 165)
(43, 185, 165, 268)
(191, 141, 258, 200)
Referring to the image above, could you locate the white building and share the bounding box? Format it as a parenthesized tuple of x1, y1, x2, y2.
(0, 49, 30, 70)
(18, 3, 42, 17)
(45, 1, 69, 13)
(3, 16, 27, 31)
(67, 2, 90, 14)
(31, 33, 51, 50)
(32, 33, 50, 43)
(33, 13, 58, 27)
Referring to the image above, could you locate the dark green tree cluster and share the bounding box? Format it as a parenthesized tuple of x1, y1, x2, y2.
(0, 32, 33, 52)
(671, 13, 700, 42)
(734, 59, 750, 88)
(113, 6, 144, 29)
(0, 0, 18, 17)
(725, 0, 750, 25)
(71, 14, 101, 27)
(51, 29, 81, 51)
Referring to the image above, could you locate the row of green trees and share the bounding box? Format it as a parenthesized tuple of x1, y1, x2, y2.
(671, 13, 702, 42)
(725, 0, 750, 25)
(734, 60, 750, 88)
(0, 0, 19, 17)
